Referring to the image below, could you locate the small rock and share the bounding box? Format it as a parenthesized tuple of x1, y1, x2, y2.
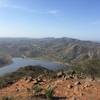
(74, 75, 78, 80)
(57, 72, 64, 78)
(34, 79, 38, 84)
(74, 81, 81, 85)
(16, 88, 19, 92)
(68, 75, 74, 79)
(86, 77, 94, 82)
(80, 93, 84, 96)
(67, 84, 73, 89)
(27, 76, 33, 83)
(64, 76, 69, 80)
(43, 79, 47, 82)
(71, 96, 77, 100)
(23, 77, 28, 81)
(89, 78, 95, 82)
(33, 77, 43, 84)
(84, 82, 92, 88)
(37, 77, 42, 82)
(84, 85, 88, 88)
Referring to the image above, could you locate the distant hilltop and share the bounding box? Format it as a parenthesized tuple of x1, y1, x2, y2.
(0, 37, 100, 63)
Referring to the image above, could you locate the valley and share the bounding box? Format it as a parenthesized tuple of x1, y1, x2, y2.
(0, 38, 100, 100)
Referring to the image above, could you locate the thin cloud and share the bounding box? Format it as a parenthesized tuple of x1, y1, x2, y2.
(1, 4, 37, 13)
(47, 10, 59, 14)
(0, 3, 60, 15)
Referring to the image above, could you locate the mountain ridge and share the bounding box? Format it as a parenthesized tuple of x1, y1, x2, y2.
(0, 37, 100, 63)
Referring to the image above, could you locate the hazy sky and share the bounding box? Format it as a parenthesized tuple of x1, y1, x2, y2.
(0, 0, 100, 40)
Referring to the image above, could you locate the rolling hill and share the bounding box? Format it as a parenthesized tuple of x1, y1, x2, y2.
(0, 37, 100, 63)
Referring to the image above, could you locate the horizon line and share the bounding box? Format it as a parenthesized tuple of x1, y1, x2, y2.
(0, 36, 99, 42)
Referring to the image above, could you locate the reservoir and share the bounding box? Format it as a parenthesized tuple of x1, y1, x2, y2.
(0, 58, 64, 76)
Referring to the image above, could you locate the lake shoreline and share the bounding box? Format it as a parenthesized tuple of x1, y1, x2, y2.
(0, 57, 65, 76)
(0, 60, 13, 68)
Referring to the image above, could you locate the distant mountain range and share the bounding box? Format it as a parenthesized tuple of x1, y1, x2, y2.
(0, 37, 100, 63)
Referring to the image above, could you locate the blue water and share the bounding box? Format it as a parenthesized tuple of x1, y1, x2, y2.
(0, 58, 64, 76)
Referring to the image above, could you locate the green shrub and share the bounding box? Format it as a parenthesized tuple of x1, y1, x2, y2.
(45, 85, 54, 100)
(72, 59, 100, 78)
(33, 84, 42, 96)
(0, 80, 6, 89)
(2, 96, 14, 100)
